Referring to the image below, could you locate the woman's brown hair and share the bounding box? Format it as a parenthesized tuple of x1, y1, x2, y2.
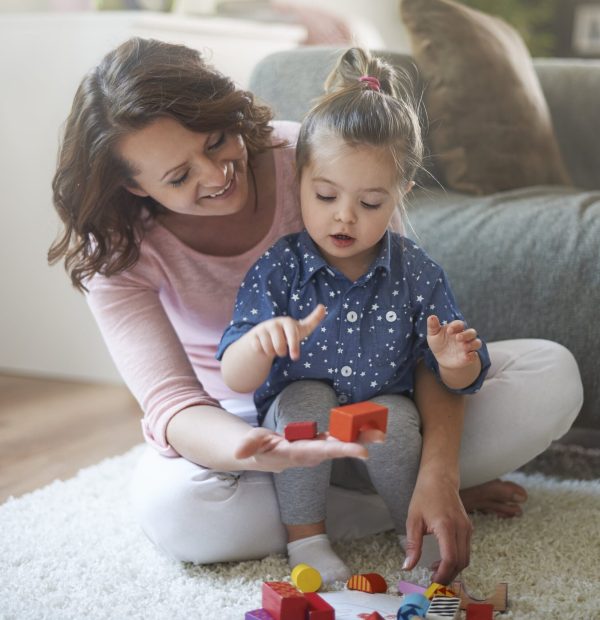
(49, 37, 274, 291)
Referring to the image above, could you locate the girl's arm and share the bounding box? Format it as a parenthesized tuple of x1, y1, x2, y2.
(403, 360, 472, 585)
(220, 305, 326, 393)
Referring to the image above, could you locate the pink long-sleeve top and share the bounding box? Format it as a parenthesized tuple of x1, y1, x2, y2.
(86, 121, 304, 456)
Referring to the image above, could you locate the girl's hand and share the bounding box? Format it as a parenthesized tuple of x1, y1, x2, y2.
(427, 315, 482, 369)
(250, 304, 326, 361)
(234, 426, 384, 473)
(402, 473, 473, 585)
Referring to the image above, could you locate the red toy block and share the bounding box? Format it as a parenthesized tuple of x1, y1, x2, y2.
(329, 402, 388, 442)
(262, 582, 307, 620)
(465, 603, 494, 620)
(304, 592, 335, 620)
(346, 573, 388, 593)
(366, 613, 385, 620)
(245, 609, 275, 620)
(284, 421, 318, 441)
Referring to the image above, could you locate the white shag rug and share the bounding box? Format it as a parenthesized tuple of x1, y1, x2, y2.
(1, 445, 599, 620)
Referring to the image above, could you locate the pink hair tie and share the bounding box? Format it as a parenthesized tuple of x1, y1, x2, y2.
(358, 75, 381, 92)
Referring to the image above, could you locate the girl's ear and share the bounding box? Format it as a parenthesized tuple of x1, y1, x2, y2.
(124, 184, 149, 198)
(404, 180, 415, 195)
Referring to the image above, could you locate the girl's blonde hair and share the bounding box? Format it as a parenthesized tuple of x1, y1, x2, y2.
(49, 37, 274, 291)
(296, 47, 423, 198)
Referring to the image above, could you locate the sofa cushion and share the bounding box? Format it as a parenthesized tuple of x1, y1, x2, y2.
(400, 0, 571, 195)
(407, 186, 599, 428)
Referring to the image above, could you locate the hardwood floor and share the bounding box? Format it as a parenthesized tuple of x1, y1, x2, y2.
(0, 374, 143, 503)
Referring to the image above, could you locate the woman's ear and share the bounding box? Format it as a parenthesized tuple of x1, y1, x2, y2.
(124, 184, 149, 198)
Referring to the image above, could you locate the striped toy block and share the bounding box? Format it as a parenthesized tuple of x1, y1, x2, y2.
(425, 596, 461, 619)
(346, 572, 388, 593)
(262, 581, 307, 620)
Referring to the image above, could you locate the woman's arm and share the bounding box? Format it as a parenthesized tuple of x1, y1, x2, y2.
(403, 360, 472, 585)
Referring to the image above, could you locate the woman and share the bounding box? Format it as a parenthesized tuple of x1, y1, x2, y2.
(49, 37, 583, 583)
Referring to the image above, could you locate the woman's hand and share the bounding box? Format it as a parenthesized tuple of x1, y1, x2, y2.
(249, 304, 326, 361)
(403, 472, 473, 585)
(234, 426, 384, 473)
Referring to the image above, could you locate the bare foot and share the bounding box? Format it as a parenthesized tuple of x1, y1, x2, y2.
(459, 479, 528, 518)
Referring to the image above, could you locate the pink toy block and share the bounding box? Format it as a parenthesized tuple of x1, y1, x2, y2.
(304, 592, 335, 620)
(398, 580, 427, 596)
(262, 581, 307, 620)
(284, 421, 318, 441)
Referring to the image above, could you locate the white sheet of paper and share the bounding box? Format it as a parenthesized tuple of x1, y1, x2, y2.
(319, 591, 404, 619)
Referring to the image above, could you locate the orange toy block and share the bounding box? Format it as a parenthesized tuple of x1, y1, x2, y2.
(346, 573, 388, 594)
(329, 402, 388, 442)
(451, 581, 508, 612)
(262, 581, 307, 620)
(304, 592, 335, 620)
(284, 421, 317, 442)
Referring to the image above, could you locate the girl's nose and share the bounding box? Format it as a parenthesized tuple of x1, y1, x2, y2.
(334, 203, 357, 224)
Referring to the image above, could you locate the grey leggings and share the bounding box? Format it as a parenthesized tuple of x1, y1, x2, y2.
(262, 380, 422, 533)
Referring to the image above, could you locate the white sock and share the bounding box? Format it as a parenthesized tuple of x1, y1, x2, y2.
(287, 534, 351, 584)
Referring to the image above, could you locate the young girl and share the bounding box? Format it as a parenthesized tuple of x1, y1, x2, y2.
(218, 47, 493, 582)
(49, 38, 582, 585)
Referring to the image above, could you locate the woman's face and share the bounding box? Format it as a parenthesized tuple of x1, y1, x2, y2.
(117, 117, 250, 217)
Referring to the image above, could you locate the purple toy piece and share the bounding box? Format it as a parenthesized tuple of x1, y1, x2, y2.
(245, 609, 275, 620)
(397, 580, 427, 596)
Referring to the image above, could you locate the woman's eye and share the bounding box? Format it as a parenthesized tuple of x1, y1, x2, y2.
(208, 132, 226, 151)
(316, 193, 335, 202)
(169, 171, 189, 187)
(361, 201, 381, 209)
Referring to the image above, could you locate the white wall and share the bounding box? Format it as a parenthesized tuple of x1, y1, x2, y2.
(0, 12, 303, 383)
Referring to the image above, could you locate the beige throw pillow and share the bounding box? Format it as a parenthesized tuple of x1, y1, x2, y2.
(400, 0, 571, 195)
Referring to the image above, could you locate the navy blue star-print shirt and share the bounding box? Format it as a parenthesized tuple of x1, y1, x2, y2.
(217, 230, 490, 423)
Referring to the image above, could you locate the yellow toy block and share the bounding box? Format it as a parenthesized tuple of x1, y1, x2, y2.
(424, 582, 457, 600)
(291, 563, 322, 593)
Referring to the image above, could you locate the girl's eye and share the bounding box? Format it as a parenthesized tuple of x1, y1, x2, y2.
(208, 132, 226, 151)
(316, 193, 335, 202)
(169, 171, 189, 187)
(361, 201, 381, 209)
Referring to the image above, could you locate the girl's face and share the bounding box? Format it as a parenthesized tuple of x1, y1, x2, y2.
(300, 138, 410, 279)
(117, 117, 250, 217)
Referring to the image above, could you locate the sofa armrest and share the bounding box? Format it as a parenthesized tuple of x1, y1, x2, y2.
(534, 59, 600, 191)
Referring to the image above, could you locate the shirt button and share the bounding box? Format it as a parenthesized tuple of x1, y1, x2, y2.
(340, 365, 353, 377)
(385, 310, 397, 322)
(337, 394, 349, 404)
(346, 311, 358, 323)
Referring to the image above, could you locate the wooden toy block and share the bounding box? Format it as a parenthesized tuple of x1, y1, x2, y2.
(465, 603, 494, 620)
(244, 609, 275, 620)
(291, 563, 322, 593)
(329, 402, 388, 442)
(451, 581, 508, 612)
(304, 592, 335, 620)
(425, 596, 461, 619)
(366, 612, 385, 620)
(262, 581, 307, 620)
(284, 421, 317, 442)
(398, 580, 427, 596)
(424, 583, 457, 600)
(346, 572, 388, 593)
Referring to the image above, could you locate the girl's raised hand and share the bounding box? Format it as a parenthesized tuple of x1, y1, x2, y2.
(250, 304, 326, 361)
(426, 315, 482, 369)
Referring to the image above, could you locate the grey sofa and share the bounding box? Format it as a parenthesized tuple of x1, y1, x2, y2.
(249, 47, 600, 431)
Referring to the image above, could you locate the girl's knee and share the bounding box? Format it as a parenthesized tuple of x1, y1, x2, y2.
(276, 380, 338, 427)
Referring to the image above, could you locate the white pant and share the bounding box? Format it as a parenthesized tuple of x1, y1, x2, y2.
(130, 340, 583, 564)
